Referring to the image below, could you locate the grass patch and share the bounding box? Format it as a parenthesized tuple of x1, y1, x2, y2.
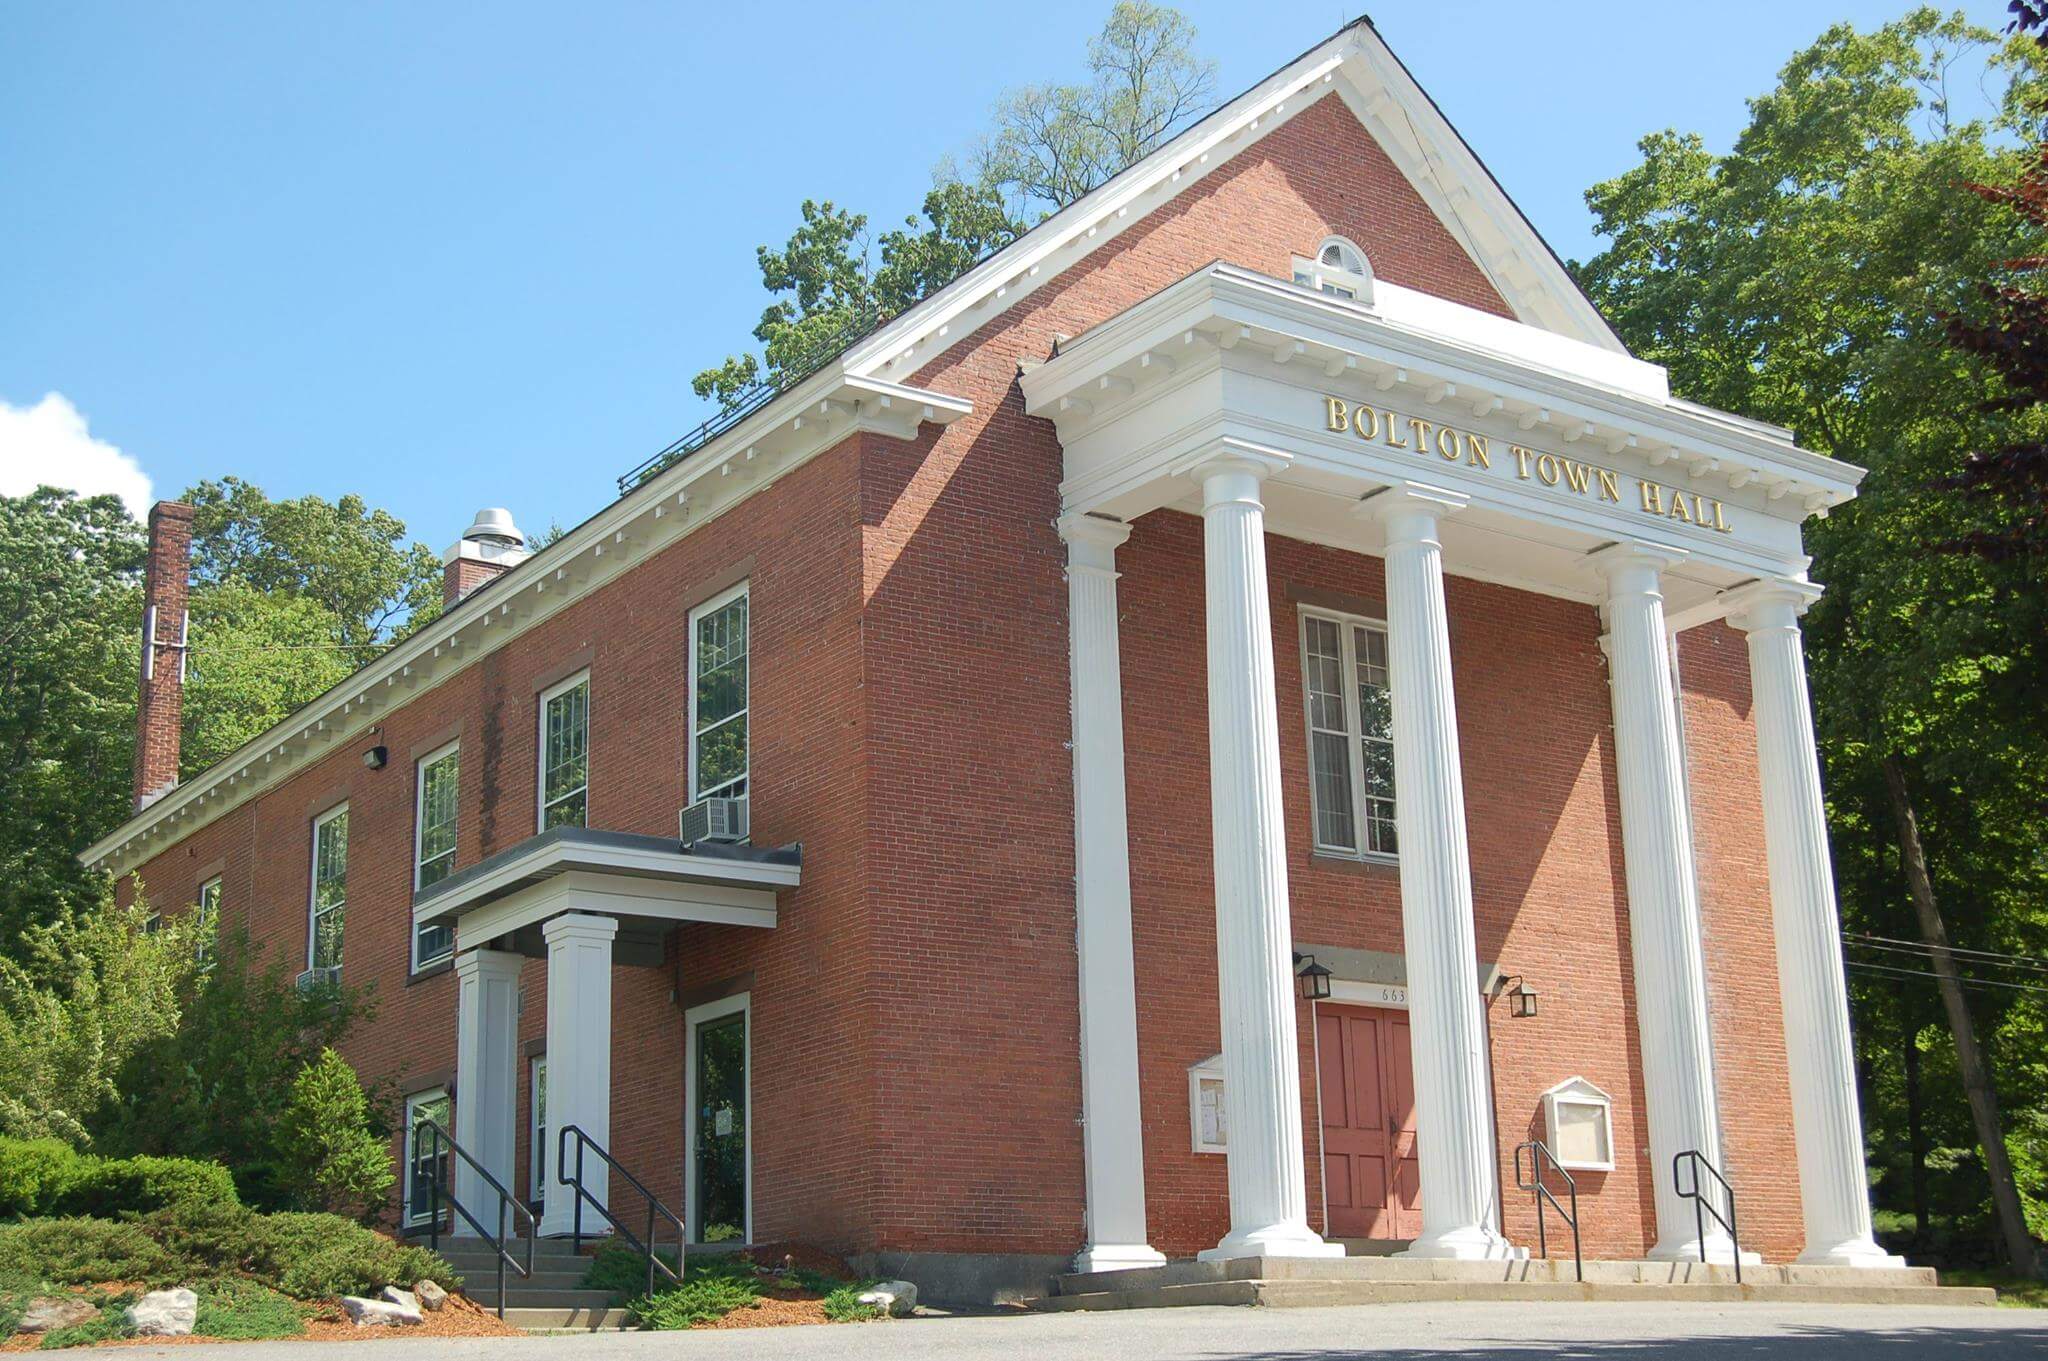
(195, 1279, 307, 1340)
(1942, 1269, 2048, 1309)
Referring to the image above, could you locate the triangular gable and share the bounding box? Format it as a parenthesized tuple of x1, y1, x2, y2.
(844, 17, 1623, 385)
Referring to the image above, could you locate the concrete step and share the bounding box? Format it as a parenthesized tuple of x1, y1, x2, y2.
(496, 1304, 634, 1332)
(1053, 1255, 1944, 1296)
(1036, 1277, 1996, 1312)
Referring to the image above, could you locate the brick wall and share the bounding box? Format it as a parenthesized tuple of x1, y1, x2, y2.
(118, 88, 1804, 1266)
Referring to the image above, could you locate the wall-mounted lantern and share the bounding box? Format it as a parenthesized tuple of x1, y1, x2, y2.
(362, 744, 389, 771)
(1293, 952, 1333, 1002)
(1496, 974, 1539, 1018)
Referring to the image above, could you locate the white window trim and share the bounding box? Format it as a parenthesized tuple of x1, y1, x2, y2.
(529, 1053, 547, 1205)
(536, 670, 591, 833)
(1188, 1053, 1227, 1155)
(683, 991, 751, 1244)
(687, 582, 750, 804)
(1291, 236, 1375, 304)
(403, 1087, 450, 1227)
(412, 742, 460, 972)
(307, 802, 349, 972)
(1297, 606, 1398, 863)
(195, 876, 222, 968)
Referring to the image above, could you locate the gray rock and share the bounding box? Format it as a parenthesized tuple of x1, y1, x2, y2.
(379, 1286, 420, 1312)
(17, 1296, 98, 1333)
(126, 1288, 198, 1337)
(413, 1279, 449, 1312)
(855, 1279, 918, 1317)
(340, 1295, 423, 1327)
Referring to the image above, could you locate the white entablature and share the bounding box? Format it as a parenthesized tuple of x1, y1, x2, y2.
(1021, 263, 1863, 625)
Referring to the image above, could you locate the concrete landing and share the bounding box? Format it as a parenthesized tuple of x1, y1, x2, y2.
(1034, 1255, 1996, 1311)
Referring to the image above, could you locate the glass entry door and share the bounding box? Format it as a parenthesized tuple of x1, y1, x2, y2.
(692, 1008, 747, 1242)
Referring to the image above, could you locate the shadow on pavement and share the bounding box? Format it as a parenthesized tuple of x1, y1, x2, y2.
(1199, 1321, 2048, 1359)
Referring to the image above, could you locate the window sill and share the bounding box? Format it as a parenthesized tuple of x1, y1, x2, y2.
(1308, 849, 1401, 874)
(408, 958, 454, 986)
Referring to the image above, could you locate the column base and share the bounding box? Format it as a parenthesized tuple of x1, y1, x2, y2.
(1073, 1243, 1169, 1273)
(1398, 1224, 1523, 1261)
(1797, 1237, 1907, 1269)
(1198, 1223, 1345, 1262)
(1648, 1235, 1762, 1266)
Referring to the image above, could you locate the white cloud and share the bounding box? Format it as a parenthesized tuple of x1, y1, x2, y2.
(0, 392, 153, 516)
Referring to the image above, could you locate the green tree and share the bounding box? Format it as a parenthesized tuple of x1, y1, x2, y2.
(0, 490, 143, 953)
(0, 884, 200, 1144)
(1576, 7, 2048, 1272)
(93, 926, 374, 1210)
(275, 1047, 394, 1220)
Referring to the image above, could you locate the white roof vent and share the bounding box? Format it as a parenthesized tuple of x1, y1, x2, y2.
(462, 508, 526, 549)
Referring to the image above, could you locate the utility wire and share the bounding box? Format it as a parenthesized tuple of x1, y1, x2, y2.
(1843, 936, 2048, 976)
(1846, 959, 2048, 997)
(1844, 931, 2048, 971)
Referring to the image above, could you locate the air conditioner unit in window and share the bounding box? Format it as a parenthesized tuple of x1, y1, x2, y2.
(295, 965, 342, 993)
(679, 795, 748, 847)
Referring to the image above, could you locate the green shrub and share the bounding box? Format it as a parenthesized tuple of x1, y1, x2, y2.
(254, 1213, 456, 1300)
(0, 1219, 176, 1287)
(194, 1279, 306, 1340)
(820, 1282, 885, 1323)
(274, 1049, 392, 1220)
(56, 1153, 238, 1219)
(136, 1199, 269, 1281)
(0, 1140, 84, 1218)
(579, 1237, 685, 1299)
(629, 1274, 760, 1329)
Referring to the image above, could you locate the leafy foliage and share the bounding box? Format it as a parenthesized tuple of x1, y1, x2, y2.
(627, 1271, 759, 1329)
(274, 1048, 394, 1220)
(1576, 7, 2048, 1263)
(0, 1220, 177, 1287)
(91, 927, 373, 1211)
(192, 1278, 307, 1340)
(0, 491, 143, 956)
(253, 1212, 454, 1300)
(0, 890, 200, 1145)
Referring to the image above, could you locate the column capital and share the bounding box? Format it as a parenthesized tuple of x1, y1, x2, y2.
(1172, 438, 1292, 504)
(1357, 480, 1468, 522)
(541, 911, 618, 944)
(453, 947, 523, 981)
(1058, 512, 1132, 575)
(1722, 577, 1824, 633)
(1590, 541, 1687, 603)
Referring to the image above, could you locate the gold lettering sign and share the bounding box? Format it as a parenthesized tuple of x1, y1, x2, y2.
(1321, 396, 1733, 534)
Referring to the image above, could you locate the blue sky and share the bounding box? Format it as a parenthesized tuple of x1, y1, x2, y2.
(1, 0, 1946, 549)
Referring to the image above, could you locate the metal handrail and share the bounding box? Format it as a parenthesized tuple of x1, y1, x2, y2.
(556, 1124, 687, 1298)
(1513, 1140, 1582, 1282)
(419, 1119, 537, 1318)
(1673, 1149, 1741, 1284)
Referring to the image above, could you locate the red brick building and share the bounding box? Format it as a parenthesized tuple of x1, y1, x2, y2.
(88, 18, 1897, 1302)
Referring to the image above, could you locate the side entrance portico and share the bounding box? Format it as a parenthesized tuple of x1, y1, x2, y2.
(413, 827, 798, 1236)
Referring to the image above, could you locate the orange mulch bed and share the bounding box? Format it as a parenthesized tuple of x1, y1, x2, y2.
(4, 1292, 521, 1350)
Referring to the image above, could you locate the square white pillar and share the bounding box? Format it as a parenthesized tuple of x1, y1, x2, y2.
(452, 948, 522, 1235)
(1059, 513, 1166, 1273)
(538, 912, 616, 1238)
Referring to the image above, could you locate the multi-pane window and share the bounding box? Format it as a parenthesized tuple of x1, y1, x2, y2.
(414, 743, 459, 968)
(309, 805, 349, 970)
(1300, 612, 1397, 858)
(539, 674, 589, 830)
(689, 586, 749, 801)
(404, 1089, 452, 1226)
(195, 877, 221, 967)
(529, 1055, 548, 1208)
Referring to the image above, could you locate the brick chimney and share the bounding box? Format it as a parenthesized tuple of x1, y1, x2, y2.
(134, 500, 195, 811)
(442, 508, 530, 606)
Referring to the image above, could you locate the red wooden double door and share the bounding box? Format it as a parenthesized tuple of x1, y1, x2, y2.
(1316, 1003, 1422, 1240)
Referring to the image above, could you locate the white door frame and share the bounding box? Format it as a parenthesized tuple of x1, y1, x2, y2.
(683, 991, 751, 1244)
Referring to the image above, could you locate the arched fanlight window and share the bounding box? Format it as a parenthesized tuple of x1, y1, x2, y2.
(1294, 236, 1375, 304)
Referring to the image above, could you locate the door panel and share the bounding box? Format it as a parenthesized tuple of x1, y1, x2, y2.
(1317, 1004, 1422, 1240)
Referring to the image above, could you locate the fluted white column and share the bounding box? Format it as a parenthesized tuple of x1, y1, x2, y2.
(539, 913, 616, 1237)
(1364, 483, 1513, 1260)
(1060, 513, 1167, 1273)
(1726, 581, 1903, 1268)
(1185, 447, 1339, 1263)
(452, 948, 522, 1235)
(1594, 544, 1741, 1263)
